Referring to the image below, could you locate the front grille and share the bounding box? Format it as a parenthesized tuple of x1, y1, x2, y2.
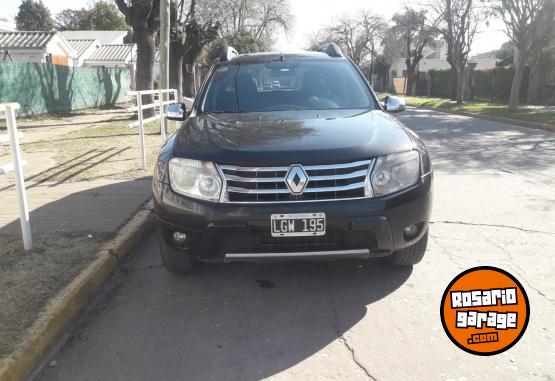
(218, 159, 374, 203)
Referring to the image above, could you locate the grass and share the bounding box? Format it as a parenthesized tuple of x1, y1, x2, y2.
(19, 120, 176, 183)
(0, 232, 112, 357)
(389, 95, 555, 125)
(0, 102, 134, 130)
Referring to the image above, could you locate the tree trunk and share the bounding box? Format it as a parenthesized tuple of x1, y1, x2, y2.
(134, 27, 156, 117)
(526, 60, 540, 105)
(134, 27, 155, 91)
(182, 60, 195, 98)
(508, 57, 526, 111)
(450, 68, 457, 100)
(169, 44, 184, 100)
(404, 59, 412, 95)
(456, 67, 465, 104)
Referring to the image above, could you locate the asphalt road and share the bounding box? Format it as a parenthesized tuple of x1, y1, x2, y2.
(37, 109, 555, 381)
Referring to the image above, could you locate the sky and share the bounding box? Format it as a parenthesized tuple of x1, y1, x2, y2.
(2, 0, 508, 55)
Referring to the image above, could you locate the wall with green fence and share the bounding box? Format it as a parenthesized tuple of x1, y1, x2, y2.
(0, 62, 132, 116)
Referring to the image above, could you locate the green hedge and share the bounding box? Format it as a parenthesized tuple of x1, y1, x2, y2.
(429, 67, 529, 103)
(429, 69, 453, 98)
(0, 62, 131, 116)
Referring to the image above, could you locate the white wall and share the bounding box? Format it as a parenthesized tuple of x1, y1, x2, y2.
(74, 41, 100, 67)
(45, 36, 74, 66)
(418, 59, 451, 72)
(470, 58, 497, 70)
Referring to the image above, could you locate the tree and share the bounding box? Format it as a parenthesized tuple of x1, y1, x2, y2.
(169, 0, 219, 98)
(86, 1, 129, 31)
(379, 26, 406, 91)
(496, 41, 513, 60)
(527, 26, 555, 104)
(391, 8, 437, 95)
(429, 0, 486, 104)
(15, 0, 54, 31)
(115, 0, 159, 99)
(305, 30, 332, 51)
(207, 31, 267, 60)
(494, 0, 555, 110)
(55, 9, 88, 30)
(56, 2, 129, 32)
(204, 0, 293, 50)
(325, 11, 386, 66)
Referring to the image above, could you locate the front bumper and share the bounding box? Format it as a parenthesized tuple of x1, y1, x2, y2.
(153, 173, 432, 262)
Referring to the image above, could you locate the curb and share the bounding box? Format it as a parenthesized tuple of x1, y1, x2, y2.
(0, 200, 155, 381)
(409, 105, 555, 133)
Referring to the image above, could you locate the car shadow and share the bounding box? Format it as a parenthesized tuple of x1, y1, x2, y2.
(37, 234, 412, 381)
(0, 177, 152, 235)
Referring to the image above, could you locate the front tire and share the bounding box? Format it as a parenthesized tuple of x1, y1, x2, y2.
(385, 231, 428, 266)
(159, 234, 200, 275)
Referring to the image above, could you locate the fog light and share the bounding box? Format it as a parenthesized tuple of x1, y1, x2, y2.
(172, 232, 188, 244)
(403, 224, 419, 239)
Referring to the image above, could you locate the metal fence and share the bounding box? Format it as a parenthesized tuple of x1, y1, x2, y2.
(125, 89, 178, 170)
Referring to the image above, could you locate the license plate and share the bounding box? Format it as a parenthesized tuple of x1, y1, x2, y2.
(271, 213, 326, 237)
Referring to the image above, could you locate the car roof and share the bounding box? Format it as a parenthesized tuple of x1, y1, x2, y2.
(222, 51, 348, 64)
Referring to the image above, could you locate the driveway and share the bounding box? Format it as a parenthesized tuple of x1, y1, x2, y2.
(37, 108, 555, 380)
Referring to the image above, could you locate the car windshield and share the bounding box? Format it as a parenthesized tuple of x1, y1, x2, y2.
(200, 60, 375, 113)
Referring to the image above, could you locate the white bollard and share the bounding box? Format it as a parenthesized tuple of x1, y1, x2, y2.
(4, 103, 33, 250)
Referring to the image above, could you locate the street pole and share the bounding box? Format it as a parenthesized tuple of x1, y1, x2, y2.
(160, 0, 170, 135)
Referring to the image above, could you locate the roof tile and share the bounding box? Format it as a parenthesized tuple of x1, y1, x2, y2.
(0, 31, 56, 49)
(85, 44, 134, 62)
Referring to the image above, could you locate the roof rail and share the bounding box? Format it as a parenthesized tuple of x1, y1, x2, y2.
(319, 43, 343, 58)
(219, 46, 239, 62)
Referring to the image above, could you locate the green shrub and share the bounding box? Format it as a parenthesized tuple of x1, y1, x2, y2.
(429, 67, 529, 103)
(429, 69, 453, 98)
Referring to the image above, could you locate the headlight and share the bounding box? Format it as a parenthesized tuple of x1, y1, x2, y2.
(168, 158, 222, 202)
(370, 150, 420, 196)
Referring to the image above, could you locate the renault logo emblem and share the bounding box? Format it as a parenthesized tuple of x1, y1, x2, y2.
(285, 165, 309, 195)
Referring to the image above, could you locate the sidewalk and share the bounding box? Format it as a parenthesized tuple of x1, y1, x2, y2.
(0, 111, 165, 359)
(0, 179, 151, 234)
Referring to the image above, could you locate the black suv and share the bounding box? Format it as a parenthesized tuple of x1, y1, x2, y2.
(153, 44, 432, 274)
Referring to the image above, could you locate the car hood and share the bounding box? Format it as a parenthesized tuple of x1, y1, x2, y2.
(172, 109, 414, 166)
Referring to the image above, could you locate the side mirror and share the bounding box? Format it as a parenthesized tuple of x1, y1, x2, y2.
(165, 102, 187, 121)
(384, 95, 406, 113)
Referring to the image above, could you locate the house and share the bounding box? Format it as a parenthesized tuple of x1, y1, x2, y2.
(0, 31, 76, 66)
(83, 44, 136, 68)
(388, 41, 451, 79)
(467, 50, 498, 69)
(389, 41, 498, 78)
(60, 31, 128, 45)
(66, 39, 100, 66)
(386, 40, 498, 93)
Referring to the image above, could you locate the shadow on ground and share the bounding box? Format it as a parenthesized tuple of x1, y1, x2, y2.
(398, 108, 555, 177)
(0, 178, 152, 235)
(37, 234, 412, 380)
(0, 179, 151, 361)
